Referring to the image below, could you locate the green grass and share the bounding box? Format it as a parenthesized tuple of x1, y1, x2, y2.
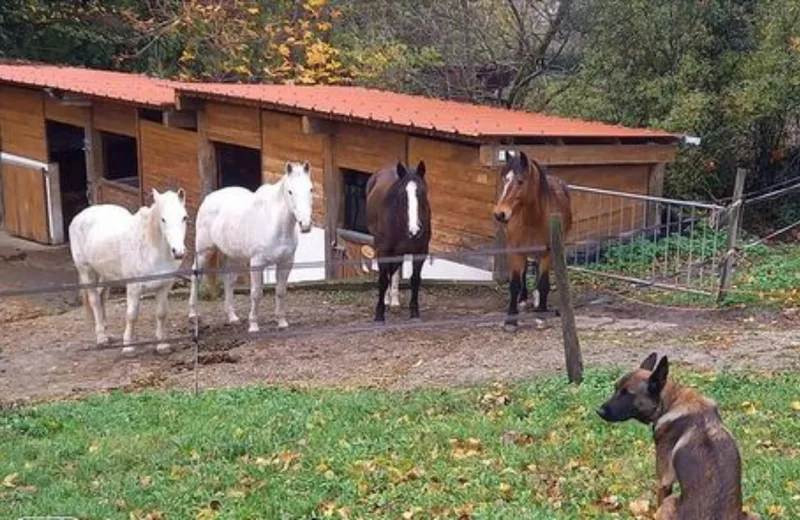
(573, 224, 800, 308)
(2, 369, 800, 519)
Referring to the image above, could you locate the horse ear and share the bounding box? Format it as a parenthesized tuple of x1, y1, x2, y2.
(151, 188, 160, 203)
(177, 188, 186, 206)
(518, 151, 530, 171)
(416, 160, 426, 179)
(396, 162, 408, 179)
(303, 161, 311, 175)
(285, 162, 293, 175)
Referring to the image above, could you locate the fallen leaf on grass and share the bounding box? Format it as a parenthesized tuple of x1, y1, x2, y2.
(767, 504, 785, 517)
(2, 473, 19, 488)
(501, 430, 537, 446)
(628, 498, 650, 516)
(139, 475, 152, 489)
(450, 438, 482, 459)
(791, 401, 800, 411)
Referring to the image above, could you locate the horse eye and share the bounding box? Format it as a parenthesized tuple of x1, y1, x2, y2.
(182, 216, 188, 222)
(161, 218, 166, 223)
(288, 190, 293, 195)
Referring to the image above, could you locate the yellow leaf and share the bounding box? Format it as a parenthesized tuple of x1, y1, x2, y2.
(767, 504, 785, 517)
(791, 401, 800, 411)
(246, 7, 259, 15)
(2, 473, 19, 488)
(139, 475, 152, 488)
(628, 498, 650, 515)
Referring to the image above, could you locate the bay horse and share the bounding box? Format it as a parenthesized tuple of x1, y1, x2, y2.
(493, 151, 572, 329)
(69, 188, 188, 355)
(366, 160, 431, 322)
(188, 161, 313, 333)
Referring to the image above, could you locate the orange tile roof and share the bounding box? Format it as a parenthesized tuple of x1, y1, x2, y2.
(0, 63, 176, 108)
(0, 62, 677, 141)
(176, 83, 677, 142)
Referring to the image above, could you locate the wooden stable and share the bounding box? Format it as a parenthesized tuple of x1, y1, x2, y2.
(0, 63, 680, 281)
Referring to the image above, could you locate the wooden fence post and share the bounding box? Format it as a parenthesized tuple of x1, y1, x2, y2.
(549, 214, 583, 384)
(717, 168, 747, 302)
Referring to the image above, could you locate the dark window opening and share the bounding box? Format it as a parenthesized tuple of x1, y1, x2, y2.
(343, 168, 371, 234)
(139, 108, 163, 123)
(216, 142, 262, 192)
(46, 120, 88, 239)
(102, 132, 139, 188)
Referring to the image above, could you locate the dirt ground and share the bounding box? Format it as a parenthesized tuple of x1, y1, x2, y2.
(2, 232, 800, 406)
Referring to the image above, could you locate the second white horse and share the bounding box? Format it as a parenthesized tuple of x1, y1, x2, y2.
(189, 161, 313, 332)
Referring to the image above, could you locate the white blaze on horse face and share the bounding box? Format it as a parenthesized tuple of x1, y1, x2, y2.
(156, 191, 188, 259)
(285, 163, 313, 233)
(406, 181, 420, 237)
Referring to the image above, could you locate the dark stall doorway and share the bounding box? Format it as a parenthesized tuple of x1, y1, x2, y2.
(216, 142, 262, 192)
(46, 120, 87, 239)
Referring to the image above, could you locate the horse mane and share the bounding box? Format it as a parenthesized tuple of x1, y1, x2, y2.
(527, 157, 550, 198)
(136, 203, 163, 250)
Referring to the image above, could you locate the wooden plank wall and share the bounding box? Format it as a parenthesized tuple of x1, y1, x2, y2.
(550, 164, 650, 243)
(93, 101, 137, 137)
(44, 98, 86, 127)
(139, 120, 199, 256)
(207, 102, 261, 149)
(261, 111, 325, 225)
(0, 86, 50, 242)
(0, 86, 47, 160)
(96, 179, 141, 214)
(408, 137, 496, 256)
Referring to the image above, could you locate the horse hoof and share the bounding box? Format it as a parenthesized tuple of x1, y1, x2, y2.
(374, 316, 386, 323)
(534, 318, 549, 330)
(518, 300, 528, 310)
(248, 324, 260, 334)
(390, 301, 401, 308)
(409, 315, 421, 321)
(228, 315, 240, 325)
(121, 346, 136, 357)
(503, 323, 518, 333)
(96, 334, 109, 345)
(277, 320, 289, 330)
(156, 344, 172, 355)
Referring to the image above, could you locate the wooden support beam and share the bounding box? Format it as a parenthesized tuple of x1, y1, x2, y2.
(175, 95, 205, 112)
(83, 108, 103, 204)
(717, 168, 747, 303)
(323, 133, 341, 280)
(479, 144, 678, 167)
(59, 96, 92, 108)
(550, 213, 583, 385)
(302, 115, 336, 135)
(162, 109, 198, 130)
(193, 107, 220, 296)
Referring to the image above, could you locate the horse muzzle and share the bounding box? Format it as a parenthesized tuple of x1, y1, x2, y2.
(494, 211, 509, 223)
(299, 223, 312, 234)
(171, 248, 185, 260)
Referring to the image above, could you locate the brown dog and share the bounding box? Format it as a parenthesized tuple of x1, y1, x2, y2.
(597, 353, 759, 520)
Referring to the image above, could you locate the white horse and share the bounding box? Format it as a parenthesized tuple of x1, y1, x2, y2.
(189, 161, 313, 332)
(69, 188, 188, 355)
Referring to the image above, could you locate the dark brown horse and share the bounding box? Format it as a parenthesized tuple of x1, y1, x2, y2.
(366, 161, 431, 322)
(493, 151, 572, 328)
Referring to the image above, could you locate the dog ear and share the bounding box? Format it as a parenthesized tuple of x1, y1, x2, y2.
(639, 352, 658, 371)
(648, 356, 669, 396)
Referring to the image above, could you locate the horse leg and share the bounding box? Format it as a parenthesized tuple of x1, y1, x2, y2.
(409, 257, 424, 320)
(247, 257, 265, 333)
(122, 283, 143, 356)
(505, 253, 526, 329)
(274, 259, 292, 330)
(222, 256, 239, 324)
(384, 268, 401, 308)
(154, 283, 173, 354)
(374, 263, 392, 322)
(518, 261, 529, 309)
(188, 249, 210, 320)
(535, 253, 553, 314)
(80, 268, 107, 344)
